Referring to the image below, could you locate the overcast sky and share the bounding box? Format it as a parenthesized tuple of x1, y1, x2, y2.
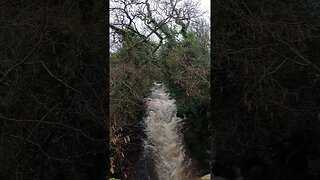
(199, 0, 210, 21)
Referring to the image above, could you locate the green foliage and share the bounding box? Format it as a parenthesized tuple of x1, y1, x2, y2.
(110, 12, 211, 176)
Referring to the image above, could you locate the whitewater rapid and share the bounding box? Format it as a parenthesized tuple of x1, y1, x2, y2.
(142, 82, 195, 180)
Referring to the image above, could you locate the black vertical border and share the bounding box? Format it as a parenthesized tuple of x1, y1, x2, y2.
(210, 0, 214, 179)
(106, 0, 110, 179)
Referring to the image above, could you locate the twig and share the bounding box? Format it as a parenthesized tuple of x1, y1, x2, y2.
(0, 115, 105, 142)
(40, 61, 81, 94)
(0, 36, 44, 82)
(277, 38, 320, 73)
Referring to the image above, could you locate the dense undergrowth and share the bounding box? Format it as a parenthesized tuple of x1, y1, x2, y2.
(109, 29, 210, 178)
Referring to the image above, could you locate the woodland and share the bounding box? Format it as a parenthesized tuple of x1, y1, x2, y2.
(109, 0, 210, 178)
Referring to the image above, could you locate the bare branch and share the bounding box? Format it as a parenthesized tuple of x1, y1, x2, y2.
(40, 61, 81, 94)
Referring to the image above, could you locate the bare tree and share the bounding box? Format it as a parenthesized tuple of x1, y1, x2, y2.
(109, 0, 205, 53)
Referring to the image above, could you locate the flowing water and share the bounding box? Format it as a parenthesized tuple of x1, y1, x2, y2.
(140, 82, 195, 180)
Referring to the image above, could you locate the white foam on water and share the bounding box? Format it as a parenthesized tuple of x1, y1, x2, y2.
(143, 82, 195, 180)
